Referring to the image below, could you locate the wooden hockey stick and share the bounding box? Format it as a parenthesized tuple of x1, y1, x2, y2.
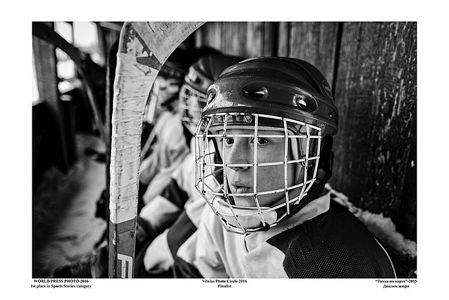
(109, 22, 204, 278)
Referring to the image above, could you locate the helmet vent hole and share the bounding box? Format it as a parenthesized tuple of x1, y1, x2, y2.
(242, 86, 268, 100)
(298, 99, 307, 108)
(293, 94, 317, 112)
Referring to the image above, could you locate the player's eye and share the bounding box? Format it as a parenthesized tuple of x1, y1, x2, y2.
(224, 137, 234, 145)
(250, 137, 269, 145)
(257, 138, 269, 145)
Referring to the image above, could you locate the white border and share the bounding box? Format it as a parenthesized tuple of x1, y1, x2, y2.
(1, 0, 446, 299)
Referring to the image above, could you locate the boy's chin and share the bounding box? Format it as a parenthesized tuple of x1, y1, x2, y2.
(232, 196, 255, 208)
(232, 196, 276, 208)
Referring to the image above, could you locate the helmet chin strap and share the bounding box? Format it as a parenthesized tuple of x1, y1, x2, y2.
(213, 198, 278, 230)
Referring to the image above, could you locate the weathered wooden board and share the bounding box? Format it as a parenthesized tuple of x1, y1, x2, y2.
(331, 22, 417, 226)
(195, 22, 222, 50)
(245, 22, 264, 57)
(245, 22, 276, 57)
(277, 22, 291, 57)
(221, 22, 248, 56)
(195, 22, 338, 86)
(196, 22, 277, 58)
(288, 22, 340, 85)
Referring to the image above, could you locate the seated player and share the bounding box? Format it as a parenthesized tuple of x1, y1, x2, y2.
(139, 47, 221, 209)
(175, 57, 396, 278)
(52, 49, 210, 279)
(136, 54, 245, 277)
(138, 58, 190, 209)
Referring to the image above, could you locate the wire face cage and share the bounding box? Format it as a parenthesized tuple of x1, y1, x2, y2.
(194, 112, 323, 234)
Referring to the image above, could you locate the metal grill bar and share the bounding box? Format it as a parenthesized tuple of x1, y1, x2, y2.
(222, 113, 229, 200)
(201, 157, 319, 168)
(201, 118, 213, 193)
(194, 112, 324, 233)
(252, 114, 267, 226)
(222, 114, 246, 233)
(204, 133, 320, 139)
(283, 118, 290, 215)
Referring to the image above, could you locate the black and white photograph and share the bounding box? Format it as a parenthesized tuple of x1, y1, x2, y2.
(2, 0, 448, 298)
(31, 21, 416, 279)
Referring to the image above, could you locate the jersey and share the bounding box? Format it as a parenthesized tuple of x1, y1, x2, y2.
(141, 147, 209, 274)
(139, 133, 197, 232)
(139, 111, 189, 193)
(178, 192, 396, 278)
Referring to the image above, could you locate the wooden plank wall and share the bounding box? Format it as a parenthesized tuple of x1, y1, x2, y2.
(195, 22, 277, 58)
(333, 22, 416, 229)
(285, 22, 339, 84)
(195, 22, 417, 240)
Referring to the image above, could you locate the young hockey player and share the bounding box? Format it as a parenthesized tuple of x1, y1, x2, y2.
(176, 57, 396, 278)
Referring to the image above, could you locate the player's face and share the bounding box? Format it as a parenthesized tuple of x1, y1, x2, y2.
(216, 128, 298, 207)
(146, 76, 181, 122)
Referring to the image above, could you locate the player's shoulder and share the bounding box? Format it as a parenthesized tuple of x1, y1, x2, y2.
(267, 201, 396, 278)
(198, 201, 223, 231)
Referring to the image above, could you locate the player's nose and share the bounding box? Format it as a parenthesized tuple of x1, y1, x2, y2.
(226, 138, 252, 172)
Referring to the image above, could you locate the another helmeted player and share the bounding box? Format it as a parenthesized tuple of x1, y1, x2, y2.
(139, 47, 222, 208)
(138, 57, 189, 205)
(136, 54, 245, 277)
(177, 57, 396, 278)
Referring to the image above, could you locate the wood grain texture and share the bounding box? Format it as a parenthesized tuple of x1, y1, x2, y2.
(288, 22, 339, 85)
(222, 22, 248, 56)
(262, 22, 276, 56)
(196, 22, 222, 50)
(245, 22, 263, 57)
(196, 22, 277, 58)
(245, 22, 276, 57)
(331, 22, 417, 220)
(277, 22, 291, 57)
